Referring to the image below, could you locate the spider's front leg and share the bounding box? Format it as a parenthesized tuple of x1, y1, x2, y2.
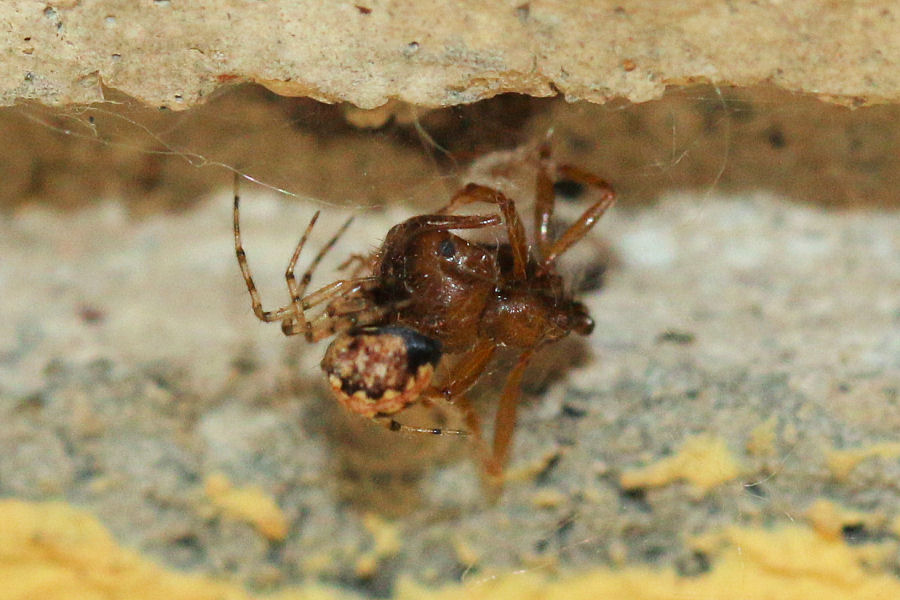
(280, 277, 383, 340)
(440, 183, 529, 280)
(233, 175, 304, 324)
(281, 211, 356, 339)
(534, 148, 616, 267)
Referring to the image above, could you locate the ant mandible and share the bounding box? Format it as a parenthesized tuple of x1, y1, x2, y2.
(233, 143, 615, 481)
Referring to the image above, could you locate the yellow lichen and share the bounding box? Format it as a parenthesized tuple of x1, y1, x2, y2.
(3, 499, 900, 600)
(504, 449, 566, 483)
(451, 536, 480, 568)
(0, 499, 336, 600)
(745, 416, 777, 457)
(396, 525, 900, 600)
(531, 489, 567, 509)
(825, 442, 900, 480)
(363, 513, 401, 557)
(204, 472, 288, 542)
(355, 513, 401, 578)
(891, 515, 900, 538)
(300, 551, 337, 576)
(805, 498, 884, 541)
(619, 434, 742, 494)
(354, 555, 379, 579)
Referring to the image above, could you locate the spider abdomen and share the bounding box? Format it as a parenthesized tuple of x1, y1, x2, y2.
(321, 325, 441, 418)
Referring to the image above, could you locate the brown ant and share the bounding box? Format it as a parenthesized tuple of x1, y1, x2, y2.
(233, 144, 615, 481)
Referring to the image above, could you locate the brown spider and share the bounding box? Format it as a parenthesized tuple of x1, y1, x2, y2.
(233, 145, 615, 480)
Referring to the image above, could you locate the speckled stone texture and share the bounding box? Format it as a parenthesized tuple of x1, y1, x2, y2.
(1, 169, 897, 592)
(3, 0, 899, 109)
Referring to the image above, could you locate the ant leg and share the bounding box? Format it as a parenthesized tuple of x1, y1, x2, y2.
(541, 165, 615, 267)
(440, 184, 529, 280)
(556, 164, 616, 196)
(486, 348, 536, 478)
(233, 174, 300, 323)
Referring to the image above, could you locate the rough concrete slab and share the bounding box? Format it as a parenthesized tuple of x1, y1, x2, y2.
(3, 1, 899, 110)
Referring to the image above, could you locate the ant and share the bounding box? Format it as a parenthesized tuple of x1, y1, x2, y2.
(233, 144, 615, 481)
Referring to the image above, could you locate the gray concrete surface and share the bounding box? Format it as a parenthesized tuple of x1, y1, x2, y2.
(1, 179, 897, 593)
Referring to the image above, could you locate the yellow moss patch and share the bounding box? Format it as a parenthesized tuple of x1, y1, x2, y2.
(825, 442, 900, 480)
(204, 472, 289, 542)
(620, 434, 742, 494)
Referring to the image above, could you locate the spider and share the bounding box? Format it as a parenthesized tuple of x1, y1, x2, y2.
(233, 144, 615, 480)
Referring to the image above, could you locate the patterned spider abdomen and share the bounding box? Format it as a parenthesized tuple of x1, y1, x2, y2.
(321, 326, 442, 418)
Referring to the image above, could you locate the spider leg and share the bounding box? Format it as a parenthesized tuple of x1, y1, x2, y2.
(372, 410, 469, 436)
(414, 340, 497, 467)
(392, 213, 502, 235)
(439, 183, 529, 280)
(233, 174, 302, 323)
(534, 142, 556, 258)
(322, 293, 371, 317)
(286, 214, 355, 338)
(541, 164, 616, 267)
(277, 277, 378, 337)
(486, 348, 536, 479)
(286, 297, 413, 341)
(369, 342, 497, 438)
(435, 339, 497, 400)
(337, 252, 377, 278)
(300, 277, 379, 314)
